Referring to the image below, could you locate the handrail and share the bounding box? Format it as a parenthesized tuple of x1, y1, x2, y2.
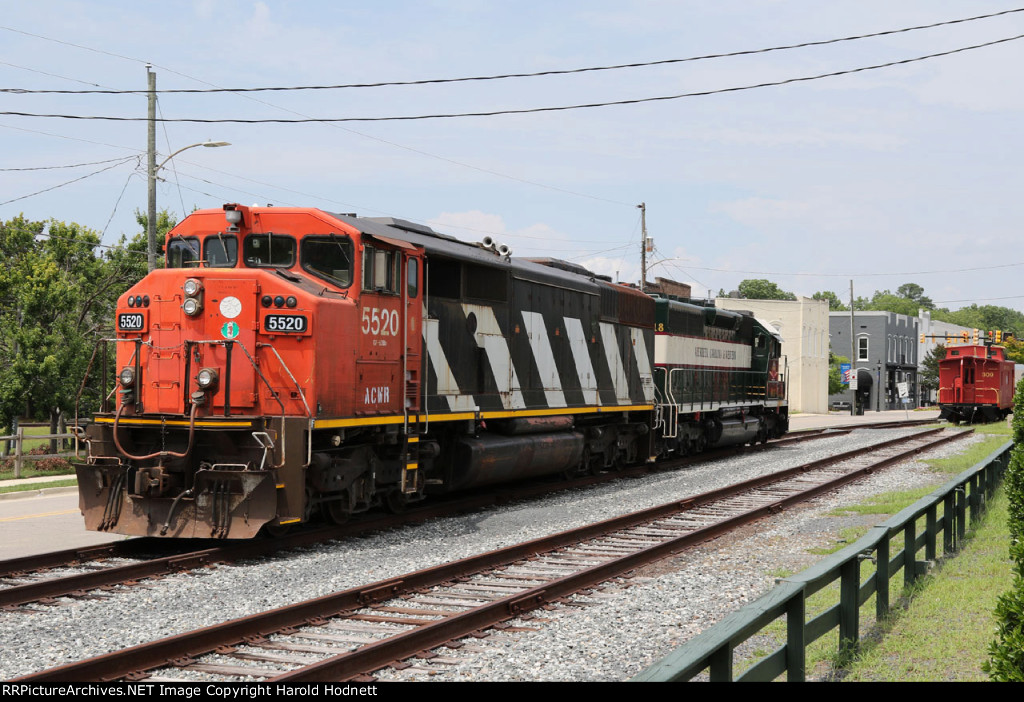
(633, 439, 1011, 682)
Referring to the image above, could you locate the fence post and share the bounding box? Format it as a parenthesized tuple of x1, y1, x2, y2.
(708, 646, 733, 682)
(903, 518, 917, 588)
(876, 537, 890, 620)
(839, 557, 860, 658)
(956, 486, 967, 544)
(925, 505, 937, 562)
(786, 591, 806, 682)
(13, 426, 23, 479)
(943, 491, 955, 554)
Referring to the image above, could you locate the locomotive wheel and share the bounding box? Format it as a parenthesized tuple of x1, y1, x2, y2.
(325, 492, 351, 524)
(385, 491, 410, 514)
(261, 521, 292, 538)
(694, 436, 707, 454)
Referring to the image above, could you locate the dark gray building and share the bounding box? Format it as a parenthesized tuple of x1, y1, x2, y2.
(829, 311, 919, 412)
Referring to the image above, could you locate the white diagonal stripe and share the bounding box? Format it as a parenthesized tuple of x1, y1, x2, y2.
(600, 322, 631, 404)
(423, 312, 476, 411)
(631, 327, 655, 403)
(563, 317, 599, 405)
(522, 311, 566, 408)
(463, 303, 525, 409)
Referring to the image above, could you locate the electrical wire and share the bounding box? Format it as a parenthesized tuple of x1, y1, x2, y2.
(4, 7, 1023, 95)
(0, 157, 136, 206)
(0, 156, 134, 172)
(4, 33, 1021, 124)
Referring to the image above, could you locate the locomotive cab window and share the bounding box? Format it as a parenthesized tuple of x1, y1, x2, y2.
(204, 234, 237, 268)
(244, 233, 295, 268)
(167, 237, 200, 268)
(362, 245, 400, 294)
(407, 258, 419, 299)
(302, 236, 353, 288)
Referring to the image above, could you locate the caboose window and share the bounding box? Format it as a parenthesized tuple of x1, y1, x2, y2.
(167, 237, 200, 268)
(243, 233, 295, 267)
(204, 234, 237, 268)
(302, 236, 353, 287)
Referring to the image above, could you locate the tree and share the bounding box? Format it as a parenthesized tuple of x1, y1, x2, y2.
(0, 217, 150, 448)
(828, 352, 849, 396)
(737, 279, 796, 301)
(920, 344, 945, 399)
(863, 289, 919, 317)
(813, 290, 846, 311)
(945, 304, 1024, 337)
(896, 283, 934, 309)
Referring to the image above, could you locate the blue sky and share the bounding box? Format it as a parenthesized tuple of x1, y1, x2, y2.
(2, 1, 1023, 310)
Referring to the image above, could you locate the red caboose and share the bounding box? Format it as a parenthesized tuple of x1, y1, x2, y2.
(938, 344, 1015, 423)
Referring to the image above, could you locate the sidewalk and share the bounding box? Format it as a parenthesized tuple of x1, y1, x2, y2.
(0, 472, 79, 500)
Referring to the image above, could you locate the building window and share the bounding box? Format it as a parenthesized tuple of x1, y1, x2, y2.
(858, 336, 869, 361)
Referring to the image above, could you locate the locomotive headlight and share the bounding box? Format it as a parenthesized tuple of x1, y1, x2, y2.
(183, 278, 202, 297)
(119, 366, 136, 387)
(196, 367, 219, 389)
(182, 297, 202, 316)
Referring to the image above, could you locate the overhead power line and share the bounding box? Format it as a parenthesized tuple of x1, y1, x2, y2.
(0, 156, 134, 172)
(0, 157, 136, 206)
(2, 33, 1021, 124)
(683, 259, 1024, 278)
(4, 7, 1023, 95)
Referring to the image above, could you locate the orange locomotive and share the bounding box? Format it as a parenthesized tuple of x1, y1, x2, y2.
(77, 204, 658, 538)
(75, 204, 788, 539)
(937, 342, 1015, 423)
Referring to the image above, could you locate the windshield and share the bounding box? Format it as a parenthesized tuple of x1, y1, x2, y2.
(166, 237, 200, 268)
(301, 236, 353, 287)
(205, 234, 238, 268)
(243, 233, 295, 267)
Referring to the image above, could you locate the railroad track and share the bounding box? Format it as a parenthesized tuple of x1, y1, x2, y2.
(0, 425, 854, 611)
(15, 426, 968, 682)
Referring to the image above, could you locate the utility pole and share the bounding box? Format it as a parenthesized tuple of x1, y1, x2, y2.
(638, 202, 647, 292)
(849, 280, 855, 416)
(146, 65, 157, 272)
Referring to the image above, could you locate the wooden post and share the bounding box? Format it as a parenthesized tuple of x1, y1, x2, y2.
(13, 426, 23, 479)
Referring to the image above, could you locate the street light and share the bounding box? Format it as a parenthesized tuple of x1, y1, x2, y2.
(146, 140, 230, 271)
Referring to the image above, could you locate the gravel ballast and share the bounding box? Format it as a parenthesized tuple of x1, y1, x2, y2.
(0, 427, 978, 680)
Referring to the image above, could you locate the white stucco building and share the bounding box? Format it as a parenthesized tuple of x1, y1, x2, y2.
(716, 296, 829, 414)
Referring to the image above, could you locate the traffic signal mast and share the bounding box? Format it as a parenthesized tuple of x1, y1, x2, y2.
(920, 330, 1011, 347)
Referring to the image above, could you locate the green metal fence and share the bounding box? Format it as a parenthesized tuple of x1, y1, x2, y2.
(633, 439, 1012, 682)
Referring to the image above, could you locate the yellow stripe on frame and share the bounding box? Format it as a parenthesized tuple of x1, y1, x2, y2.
(313, 404, 655, 430)
(94, 417, 253, 429)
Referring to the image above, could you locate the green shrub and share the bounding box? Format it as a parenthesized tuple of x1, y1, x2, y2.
(985, 378, 1024, 679)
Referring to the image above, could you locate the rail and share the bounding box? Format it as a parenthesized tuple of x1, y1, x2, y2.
(633, 439, 1011, 682)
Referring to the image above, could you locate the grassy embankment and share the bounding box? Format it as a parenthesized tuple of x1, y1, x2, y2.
(748, 422, 1014, 681)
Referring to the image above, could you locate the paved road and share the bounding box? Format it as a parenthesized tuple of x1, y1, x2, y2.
(0, 489, 128, 560)
(0, 408, 944, 561)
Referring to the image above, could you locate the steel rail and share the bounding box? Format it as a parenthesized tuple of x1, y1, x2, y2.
(16, 428, 966, 682)
(0, 425, 851, 608)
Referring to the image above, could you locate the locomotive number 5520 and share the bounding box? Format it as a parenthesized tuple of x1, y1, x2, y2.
(265, 314, 308, 333)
